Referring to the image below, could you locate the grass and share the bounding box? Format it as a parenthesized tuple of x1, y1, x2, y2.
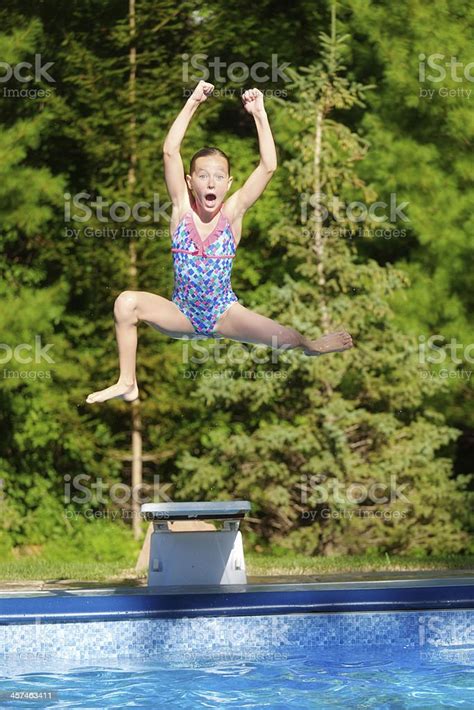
(0, 560, 141, 584)
(245, 552, 474, 577)
(0, 553, 472, 584)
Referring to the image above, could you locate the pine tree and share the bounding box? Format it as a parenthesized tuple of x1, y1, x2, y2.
(1, 0, 471, 558)
(342, 0, 474, 441)
(173, 6, 471, 555)
(0, 19, 117, 553)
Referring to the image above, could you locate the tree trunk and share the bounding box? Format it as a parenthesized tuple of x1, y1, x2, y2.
(311, 107, 330, 333)
(128, 0, 142, 541)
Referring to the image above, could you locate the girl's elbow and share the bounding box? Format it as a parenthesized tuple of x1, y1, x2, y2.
(163, 142, 179, 156)
(263, 163, 277, 174)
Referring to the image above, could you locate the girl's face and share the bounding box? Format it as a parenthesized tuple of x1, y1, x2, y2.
(186, 156, 233, 213)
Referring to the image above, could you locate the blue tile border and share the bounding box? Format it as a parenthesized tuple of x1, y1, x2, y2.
(0, 610, 472, 661)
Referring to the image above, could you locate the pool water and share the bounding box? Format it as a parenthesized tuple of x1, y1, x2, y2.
(1, 646, 473, 708)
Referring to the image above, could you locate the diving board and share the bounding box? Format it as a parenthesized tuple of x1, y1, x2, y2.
(141, 501, 251, 587)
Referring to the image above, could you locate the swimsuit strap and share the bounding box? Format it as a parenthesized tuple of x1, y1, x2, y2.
(172, 208, 236, 257)
(186, 209, 227, 247)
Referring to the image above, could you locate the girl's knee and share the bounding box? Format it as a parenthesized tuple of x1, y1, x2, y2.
(114, 290, 138, 317)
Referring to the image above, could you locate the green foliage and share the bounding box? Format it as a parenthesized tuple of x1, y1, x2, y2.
(171, 12, 472, 555)
(341, 0, 474, 429)
(0, 0, 471, 562)
(40, 518, 141, 563)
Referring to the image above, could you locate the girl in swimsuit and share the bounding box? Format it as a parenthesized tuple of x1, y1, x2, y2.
(86, 81, 353, 404)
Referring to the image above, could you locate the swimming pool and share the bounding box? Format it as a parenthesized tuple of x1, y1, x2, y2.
(1, 577, 473, 708)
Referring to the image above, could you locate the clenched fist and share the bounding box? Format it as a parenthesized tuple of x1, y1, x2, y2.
(189, 80, 215, 105)
(242, 88, 265, 115)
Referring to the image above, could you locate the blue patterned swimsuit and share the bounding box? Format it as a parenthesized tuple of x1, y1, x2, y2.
(171, 207, 239, 337)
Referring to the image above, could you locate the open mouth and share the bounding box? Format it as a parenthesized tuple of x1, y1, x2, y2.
(204, 193, 217, 205)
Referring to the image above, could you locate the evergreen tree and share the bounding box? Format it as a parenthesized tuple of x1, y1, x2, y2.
(0, 19, 120, 555)
(342, 0, 474, 441)
(1, 0, 471, 558)
(173, 8, 471, 555)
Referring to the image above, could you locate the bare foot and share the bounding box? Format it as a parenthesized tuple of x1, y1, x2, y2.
(304, 331, 353, 356)
(86, 381, 139, 404)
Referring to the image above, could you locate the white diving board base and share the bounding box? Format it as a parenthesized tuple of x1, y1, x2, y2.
(140, 501, 251, 587)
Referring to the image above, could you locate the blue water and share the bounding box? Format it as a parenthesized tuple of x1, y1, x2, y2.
(1, 646, 473, 708)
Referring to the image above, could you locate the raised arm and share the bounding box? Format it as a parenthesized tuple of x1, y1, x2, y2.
(227, 89, 277, 219)
(162, 81, 214, 207)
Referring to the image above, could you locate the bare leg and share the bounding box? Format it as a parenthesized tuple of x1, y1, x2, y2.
(86, 290, 196, 404)
(213, 303, 353, 355)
